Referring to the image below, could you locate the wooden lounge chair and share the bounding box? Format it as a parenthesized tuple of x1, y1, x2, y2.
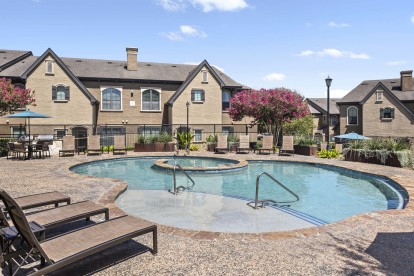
(113, 135, 127, 155)
(257, 135, 273, 154)
(87, 135, 102, 155)
(237, 135, 250, 153)
(215, 135, 228, 153)
(279, 136, 294, 156)
(59, 136, 75, 157)
(0, 189, 157, 275)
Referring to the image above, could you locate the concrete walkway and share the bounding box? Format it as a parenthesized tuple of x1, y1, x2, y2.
(1, 151, 413, 275)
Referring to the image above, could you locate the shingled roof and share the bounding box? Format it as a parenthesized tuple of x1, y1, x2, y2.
(306, 98, 340, 115)
(0, 49, 32, 72)
(338, 78, 414, 104)
(0, 48, 244, 88)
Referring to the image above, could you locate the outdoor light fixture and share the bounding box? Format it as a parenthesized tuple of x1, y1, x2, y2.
(325, 76, 332, 150)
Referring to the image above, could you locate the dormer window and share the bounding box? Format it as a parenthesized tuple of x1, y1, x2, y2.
(380, 107, 394, 120)
(45, 59, 54, 75)
(52, 84, 70, 102)
(202, 70, 208, 83)
(191, 89, 205, 102)
(376, 90, 383, 102)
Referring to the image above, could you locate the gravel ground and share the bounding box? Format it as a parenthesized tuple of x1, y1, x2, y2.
(1, 151, 413, 275)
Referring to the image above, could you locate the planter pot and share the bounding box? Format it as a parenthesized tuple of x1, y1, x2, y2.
(229, 144, 238, 152)
(294, 145, 317, 156)
(207, 143, 217, 152)
(134, 143, 175, 152)
(344, 150, 402, 167)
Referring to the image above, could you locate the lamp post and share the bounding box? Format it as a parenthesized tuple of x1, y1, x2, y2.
(325, 76, 332, 150)
(186, 101, 190, 152)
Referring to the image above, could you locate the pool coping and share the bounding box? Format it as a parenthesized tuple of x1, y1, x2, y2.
(67, 153, 413, 241)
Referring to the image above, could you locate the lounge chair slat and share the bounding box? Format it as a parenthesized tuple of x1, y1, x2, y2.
(14, 191, 70, 210)
(41, 216, 155, 262)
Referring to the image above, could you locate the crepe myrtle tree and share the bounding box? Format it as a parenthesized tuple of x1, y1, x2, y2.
(228, 88, 309, 146)
(0, 78, 35, 116)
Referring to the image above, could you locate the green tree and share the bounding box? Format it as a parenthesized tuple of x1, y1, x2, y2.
(282, 115, 314, 136)
(0, 78, 35, 116)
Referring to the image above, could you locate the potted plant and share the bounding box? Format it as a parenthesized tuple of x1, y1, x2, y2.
(228, 135, 239, 152)
(206, 134, 217, 152)
(134, 133, 175, 152)
(176, 131, 194, 150)
(293, 136, 318, 156)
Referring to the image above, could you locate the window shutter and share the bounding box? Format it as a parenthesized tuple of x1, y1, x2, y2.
(191, 91, 195, 101)
(96, 127, 102, 135)
(391, 108, 395, 118)
(380, 108, 384, 119)
(52, 86, 57, 100)
(121, 127, 126, 134)
(65, 86, 70, 100)
(201, 91, 205, 101)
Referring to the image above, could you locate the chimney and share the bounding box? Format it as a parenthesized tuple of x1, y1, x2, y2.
(126, 47, 138, 71)
(400, 70, 413, 92)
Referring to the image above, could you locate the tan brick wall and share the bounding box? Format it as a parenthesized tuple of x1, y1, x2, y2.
(171, 66, 222, 125)
(83, 81, 179, 125)
(24, 54, 93, 126)
(363, 92, 414, 137)
(339, 104, 363, 134)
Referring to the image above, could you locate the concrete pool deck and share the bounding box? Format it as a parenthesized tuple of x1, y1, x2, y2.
(1, 151, 414, 274)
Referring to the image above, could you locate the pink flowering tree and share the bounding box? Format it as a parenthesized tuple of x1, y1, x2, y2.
(0, 78, 35, 116)
(228, 88, 309, 145)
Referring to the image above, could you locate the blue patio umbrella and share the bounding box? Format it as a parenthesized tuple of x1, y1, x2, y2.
(334, 132, 370, 140)
(4, 109, 51, 144)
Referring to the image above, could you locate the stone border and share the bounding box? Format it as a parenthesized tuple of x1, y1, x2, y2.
(153, 157, 248, 172)
(68, 154, 412, 241)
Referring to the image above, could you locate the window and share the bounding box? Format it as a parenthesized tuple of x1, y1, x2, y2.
(222, 91, 231, 111)
(376, 90, 383, 102)
(331, 116, 338, 126)
(380, 107, 395, 120)
(101, 87, 122, 111)
(141, 89, 160, 111)
(222, 126, 234, 136)
(202, 70, 208, 83)
(194, 130, 202, 142)
(323, 115, 326, 122)
(98, 126, 125, 146)
(191, 89, 205, 102)
(12, 126, 26, 138)
(52, 85, 70, 101)
(55, 129, 66, 140)
(139, 126, 161, 136)
(45, 60, 54, 74)
(347, 106, 358, 125)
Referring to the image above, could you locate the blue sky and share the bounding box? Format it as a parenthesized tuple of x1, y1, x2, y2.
(2, 0, 414, 98)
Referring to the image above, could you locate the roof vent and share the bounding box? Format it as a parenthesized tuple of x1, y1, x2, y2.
(76, 60, 82, 62)
(3, 57, 7, 59)
(146, 64, 151, 66)
(0, 50, 5, 53)
(107, 61, 113, 64)
(390, 81, 396, 83)
(361, 82, 367, 85)
(172, 65, 177, 67)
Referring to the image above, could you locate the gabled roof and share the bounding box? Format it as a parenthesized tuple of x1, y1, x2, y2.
(338, 77, 414, 104)
(0, 50, 32, 72)
(167, 60, 242, 105)
(21, 48, 98, 104)
(306, 98, 340, 115)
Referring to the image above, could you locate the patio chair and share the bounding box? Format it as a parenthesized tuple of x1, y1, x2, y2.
(12, 143, 29, 160)
(35, 141, 51, 158)
(279, 136, 294, 156)
(0, 189, 157, 276)
(215, 135, 228, 153)
(87, 135, 102, 155)
(113, 135, 127, 155)
(6, 142, 16, 160)
(257, 135, 273, 154)
(237, 135, 250, 153)
(59, 136, 75, 157)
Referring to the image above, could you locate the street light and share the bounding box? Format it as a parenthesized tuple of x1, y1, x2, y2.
(325, 76, 332, 150)
(186, 101, 190, 152)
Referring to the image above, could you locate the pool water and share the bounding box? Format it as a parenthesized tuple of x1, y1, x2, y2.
(71, 157, 405, 224)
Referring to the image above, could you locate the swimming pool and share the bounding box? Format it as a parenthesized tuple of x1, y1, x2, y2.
(71, 157, 407, 231)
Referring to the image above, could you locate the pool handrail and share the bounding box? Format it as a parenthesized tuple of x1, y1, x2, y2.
(249, 172, 299, 209)
(169, 164, 195, 195)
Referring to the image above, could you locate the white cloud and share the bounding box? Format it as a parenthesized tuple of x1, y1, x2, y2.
(411, 14, 414, 24)
(180, 25, 207, 38)
(262, 73, 286, 81)
(161, 32, 183, 41)
(328, 21, 351, 28)
(156, 0, 248, 12)
(297, 48, 370, 59)
(386, 60, 407, 66)
(156, 0, 187, 11)
(331, 89, 349, 98)
(297, 50, 314, 57)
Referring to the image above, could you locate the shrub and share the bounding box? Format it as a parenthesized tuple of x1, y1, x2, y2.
(206, 134, 217, 144)
(125, 146, 134, 151)
(317, 149, 340, 159)
(294, 135, 317, 146)
(137, 135, 146, 144)
(189, 144, 199, 151)
(158, 132, 173, 143)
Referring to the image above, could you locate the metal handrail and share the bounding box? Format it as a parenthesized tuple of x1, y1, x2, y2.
(169, 164, 195, 195)
(250, 172, 299, 209)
